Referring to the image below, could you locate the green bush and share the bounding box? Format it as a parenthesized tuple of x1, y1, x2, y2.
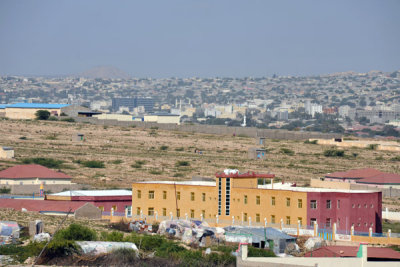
(175, 160, 190, 167)
(35, 110, 50, 120)
(81, 160, 105, 168)
(280, 148, 295, 156)
(55, 223, 97, 241)
(304, 140, 318, 144)
(0, 242, 44, 263)
(390, 156, 400, 162)
(149, 169, 163, 175)
(0, 186, 11, 193)
(248, 246, 276, 257)
(175, 147, 185, 151)
(48, 116, 58, 121)
(22, 157, 64, 168)
(131, 160, 146, 168)
(323, 149, 345, 157)
(110, 159, 123, 164)
(100, 231, 124, 242)
(61, 117, 75, 122)
(367, 144, 379, 150)
(159, 145, 169, 151)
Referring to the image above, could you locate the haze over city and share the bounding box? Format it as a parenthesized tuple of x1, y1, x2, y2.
(0, 0, 399, 77)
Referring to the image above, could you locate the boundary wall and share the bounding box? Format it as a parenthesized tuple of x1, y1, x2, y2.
(72, 117, 340, 140)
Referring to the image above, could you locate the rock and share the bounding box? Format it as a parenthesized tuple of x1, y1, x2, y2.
(285, 242, 300, 255)
(304, 237, 326, 251)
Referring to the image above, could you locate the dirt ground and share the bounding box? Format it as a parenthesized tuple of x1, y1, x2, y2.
(0, 119, 398, 189)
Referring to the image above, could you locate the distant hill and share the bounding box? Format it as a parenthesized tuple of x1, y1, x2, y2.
(78, 66, 131, 79)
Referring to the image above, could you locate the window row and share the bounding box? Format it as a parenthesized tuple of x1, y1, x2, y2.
(310, 199, 374, 209)
(239, 195, 303, 208)
(136, 190, 207, 201)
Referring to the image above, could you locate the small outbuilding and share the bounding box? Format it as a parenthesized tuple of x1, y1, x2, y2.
(248, 147, 266, 160)
(0, 147, 14, 159)
(72, 133, 85, 142)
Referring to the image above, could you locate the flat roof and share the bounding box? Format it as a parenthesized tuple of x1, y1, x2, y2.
(50, 190, 132, 197)
(216, 171, 275, 179)
(6, 103, 70, 109)
(258, 183, 379, 193)
(133, 181, 216, 187)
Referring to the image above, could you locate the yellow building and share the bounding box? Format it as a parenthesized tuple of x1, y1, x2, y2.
(143, 113, 180, 125)
(5, 103, 70, 120)
(132, 170, 307, 226)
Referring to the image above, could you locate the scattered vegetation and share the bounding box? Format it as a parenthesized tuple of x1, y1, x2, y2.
(21, 157, 64, 168)
(149, 169, 163, 175)
(35, 110, 50, 120)
(367, 144, 379, 150)
(323, 149, 345, 157)
(175, 147, 185, 151)
(390, 156, 400, 162)
(175, 160, 190, 167)
(131, 160, 146, 168)
(74, 159, 105, 168)
(280, 148, 295, 156)
(110, 159, 123, 164)
(0, 186, 11, 193)
(60, 117, 75, 122)
(304, 139, 318, 144)
(160, 145, 169, 151)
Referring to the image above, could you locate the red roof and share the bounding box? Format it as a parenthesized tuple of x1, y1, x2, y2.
(325, 168, 383, 179)
(305, 246, 400, 259)
(215, 171, 275, 179)
(325, 168, 400, 185)
(0, 164, 71, 179)
(357, 173, 400, 185)
(0, 199, 90, 213)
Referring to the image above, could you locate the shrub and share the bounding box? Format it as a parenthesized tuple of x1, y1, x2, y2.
(35, 110, 50, 120)
(175, 160, 190, 167)
(110, 159, 123, 164)
(22, 157, 64, 168)
(131, 160, 146, 168)
(19, 136, 27, 140)
(248, 246, 276, 257)
(175, 147, 184, 151)
(100, 231, 124, 242)
(60, 117, 75, 122)
(55, 223, 97, 241)
(48, 116, 58, 121)
(367, 144, 379, 150)
(173, 173, 184, 177)
(45, 134, 58, 140)
(159, 145, 169, 151)
(0, 186, 11, 194)
(323, 149, 345, 157)
(391, 156, 400, 162)
(304, 140, 318, 144)
(280, 148, 294, 156)
(81, 160, 105, 168)
(149, 169, 163, 175)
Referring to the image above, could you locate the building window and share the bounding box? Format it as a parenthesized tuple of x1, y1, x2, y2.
(226, 178, 231, 215)
(191, 192, 195, 201)
(148, 207, 154, 216)
(125, 205, 132, 216)
(256, 196, 260, 205)
(298, 199, 302, 208)
(370, 204, 374, 208)
(202, 193, 206, 202)
(310, 218, 317, 226)
(256, 213, 260, 223)
(370, 223, 374, 227)
(190, 209, 195, 218)
(352, 204, 355, 208)
(136, 207, 141, 215)
(286, 198, 291, 207)
(244, 195, 248, 204)
(137, 190, 141, 199)
(162, 208, 166, 216)
(298, 217, 302, 226)
(326, 200, 331, 209)
(99, 206, 104, 212)
(176, 209, 180, 217)
(243, 213, 248, 222)
(358, 204, 361, 208)
(286, 216, 291, 225)
(271, 196, 275, 206)
(148, 191, 155, 199)
(218, 178, 222, 216)
(337, 218, 340, 228)
(112, 205, 117, 211)
(202, 210, 205, 218)
(310, 200, 317, 209)
(271, 215, 275, 224)
(326, 218, 331, 228)
(177, 191, 181, 200)
(163, 191, 167, 199)
(337, 200, 340, 209)
(364, 204, 368, 208)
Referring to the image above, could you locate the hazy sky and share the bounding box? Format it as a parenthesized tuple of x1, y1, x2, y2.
(0, 0, 399, 77)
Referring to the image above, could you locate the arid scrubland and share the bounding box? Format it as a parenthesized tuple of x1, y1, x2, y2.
(0, 119, 399, 189)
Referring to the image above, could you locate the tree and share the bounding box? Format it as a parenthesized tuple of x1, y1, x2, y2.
(35, 110, 50, 120)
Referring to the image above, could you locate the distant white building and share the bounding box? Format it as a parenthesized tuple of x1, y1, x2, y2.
(305, 100, 322, 117)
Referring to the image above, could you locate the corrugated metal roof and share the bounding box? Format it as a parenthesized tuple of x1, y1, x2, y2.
(50, 190, 132, 197)
(6, 103, 70, 109)
(225, 226, 296, 243)
(0, 104, 9, 109)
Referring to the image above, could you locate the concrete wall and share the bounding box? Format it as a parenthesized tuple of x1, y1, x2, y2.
(0, 178, 71, 185)
(311, 139, 400, 152)
(74, 203, 102, 220)
(0, 148, 14, 159)
(5, 108, 63, 119)
(1, 183, 90, 195)
(73, 116, 340, 140)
